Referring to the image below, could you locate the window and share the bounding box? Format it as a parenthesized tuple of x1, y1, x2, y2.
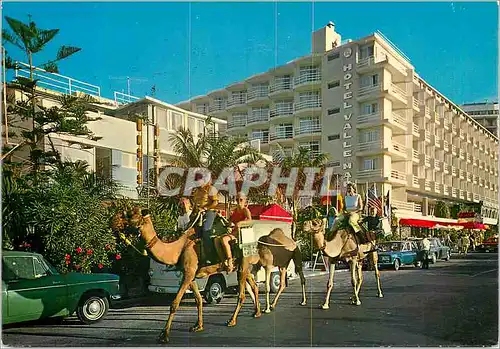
(362, 158, 379, 170)
(328, 108, 340, 115)
(196, 104, 208, 114)
(121, 153, 136, 169)
(328, 134, 340, 141)
(187, 116, 196, 133)
(362, 102, 379, 115)
(329, 161, 341, 167)
(169, 111, 184, 131)
(327, 52, 340, 61)
(359, 129, 380, 143)
(328, 81, 340, 89)
(299, 91, 320, 102)
(359, 45, 375, 59)
(156, 107, 168, 128)
(360, 74, 379, 88)
(3, 256, 36, 280)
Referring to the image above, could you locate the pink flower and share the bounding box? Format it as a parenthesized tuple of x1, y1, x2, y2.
(98, 263, 104, 269)
(86, 249, 93, 255)
(65, 260, 70, 265)
(115, 254, 122, 260)
(65, 254, 71, 260)
(76, 247, 82, 254)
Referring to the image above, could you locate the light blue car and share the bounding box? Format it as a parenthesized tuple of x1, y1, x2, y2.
(376, 241, 420, 271)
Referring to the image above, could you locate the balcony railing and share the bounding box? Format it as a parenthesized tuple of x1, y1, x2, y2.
(443, 185, 450, 196)
(459, 129, 466, 140)
(358, 112, 380, 124)
(269, 130, 294, 141)
(434, 159, 442, 171)
(359, 140, 383, 152)
(474, 193, 480, 202)
(390, 169, 406, 181)
(434, 182, 441, 193)
(295, 124, 321, 136)
(294, 72, 321, 86)
(247, 112, 270, 124)
(459, 149, 465, 160)
(357, 169, 383, 179)
(424, 180, 432, 191)
(412, 97, 421, 110)
(412, 149, 419, 162)
(451, 145, 457, 155)
(443, 140, 449, 152)
(443, 164, 450, 174)
(227, 96, 247, 107)
(412, 175, 420, 187)
(389, 83, 407, 101)
(459, 169, 465, 179)
(392, 142, 406, 154)
(451, 166, 457, 177)
(452, 124, 458, 135)
(424, 106, 432, 119)
(422, 129, 431, 142)
(294, 100, 321, 111)
(357, 53, 387, 68)
(459, 190, 465, 199)
(209, 102, 226, 113)
(391, 112, 407, 129)
(228, 118, 247, 129)
(421, 154, 431, 167)
(451, 188, 458, 197)
(467, 192, 473, 201)
(247, 87, 269, 101)
(467, 154, 472, 163)
(359, 84, 381, 96)
(269, 81, 293, 94)
(412, 123, 419, 135)
(392, 200, 422, 213)
(433, 112, 441, 124)
(270, 105, 294, 118)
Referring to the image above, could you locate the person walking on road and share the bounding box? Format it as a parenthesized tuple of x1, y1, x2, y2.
(421, 236, 431, 269)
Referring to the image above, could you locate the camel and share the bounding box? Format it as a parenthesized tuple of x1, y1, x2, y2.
(302, 218, 383, 309)
(112, 207, 306, 343)
(227, 227, 307, 324)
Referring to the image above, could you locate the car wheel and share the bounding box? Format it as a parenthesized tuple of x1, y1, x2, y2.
(270, 272, 281, 293)
(204, 276, 225, 304)
(444, 251, 451, 261)
(431, 253, 437, 264)
(76, 293, 109, 325)
(393, 259, 400, 271)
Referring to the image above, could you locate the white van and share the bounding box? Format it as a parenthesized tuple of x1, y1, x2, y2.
(148, 212, 298, 304)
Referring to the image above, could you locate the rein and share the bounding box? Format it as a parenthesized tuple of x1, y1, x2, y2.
(257, 240, 295, 248)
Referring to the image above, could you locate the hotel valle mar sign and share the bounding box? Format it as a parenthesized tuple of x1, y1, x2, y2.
(342, 46, 355, 186)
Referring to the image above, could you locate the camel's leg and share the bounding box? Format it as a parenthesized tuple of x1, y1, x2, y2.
(270, 267, 287, 310)
(263, 266, 273, 313)
(159, 273, 194, 343)
(321, 261, 336, 310)
(246, 279, 256, 304)
(298, 268, 307, 306)
(372, 252, 383, 298)
(246, 272, 261, 318)
(188, 280, 204, 332)
(350, 259, 361, 306)
(353, 260, 363, 302)
(226, 269, 249, 327)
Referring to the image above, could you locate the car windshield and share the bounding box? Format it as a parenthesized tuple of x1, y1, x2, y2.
(378, 242, 402, 252)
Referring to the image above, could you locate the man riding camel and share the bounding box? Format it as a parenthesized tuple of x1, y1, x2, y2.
(326, 182, 364, 242)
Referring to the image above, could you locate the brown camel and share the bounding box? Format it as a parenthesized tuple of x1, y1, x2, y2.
(112, 207, 262, 344)
(302, 218, 383, 309)
(228, 228, 307, 322)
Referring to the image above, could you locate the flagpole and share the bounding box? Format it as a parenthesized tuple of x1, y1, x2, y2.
(336, 174, 339, 213)
(365, 181, 369, 216)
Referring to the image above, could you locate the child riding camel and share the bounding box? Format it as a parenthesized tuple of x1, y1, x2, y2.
(327, 182, 364, 241)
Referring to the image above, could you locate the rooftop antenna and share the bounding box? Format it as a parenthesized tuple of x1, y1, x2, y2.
(108, 75, 148, 95)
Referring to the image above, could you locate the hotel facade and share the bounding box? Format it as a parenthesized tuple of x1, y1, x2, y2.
(461, 101, 498, 137)
(176, 23, 499, 226)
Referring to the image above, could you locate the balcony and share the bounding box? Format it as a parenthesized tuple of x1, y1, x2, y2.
(412, 123, 420, 137)
(433, 182, 441, 193)
(247, 112, 270, 125)
(459, 169, 465, 180)
(451, 166, 457, 177)
(358, 84, 381, 102)
(423, 106, 432, 120)
(227, 96, 248, 110)
(434, 159, 442, 171)
(451, 145, 457, 156)
(294, 72, 321, 90)
(390, 169, 407, 185)
(421, 129, 431, 143)
(466, 154, 472, 164)
(228, 118, 247, 129)
(357, 112, 407, 133)
(443, 164, 450, 174)
(294, 124, 321, 137)
(412, 149, 419, 163)
(386, 83, 408, 106)
(357, 168, 383, 181)
(443, 119, 450, 130)
(459, 129, 465, 140)
(433, 134, 442, 148)
(473, 175, 478, 184)
(391, 112, 407, 132)
(467, 173, 473, 183)
(452, 124, 458, 135)
(356, 54, 388, 72)
(442, 185, 450, 196)
(208, 102, 226, 114)
(391, 142, 407, 158)
(247, 87, 269, 105)
(420, 154, 431, 167)
(474, 193, 480, 202)
(411, 175, 420, 188)
(412, 97, 421, 111)
(251, 134, 269, 145)
(459, 149, 465, 160)
(269, 129, 294, 142)
(294, 100, 321, 115)
(433, 112, 441, 125)
(459, 190, 465, 200)
(269, 80, 293, 97)
(421, 179, 432, 192)
(392, 200, 422, 213)
(270, 105, 294, 119)
(467, 192, 473, 201)
(442, 140, 450, 152)
(451, 188, 458, 198)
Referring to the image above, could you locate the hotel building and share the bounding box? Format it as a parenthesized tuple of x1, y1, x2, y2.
(176, 23, 499, 226)
(461, 101, 498, 136)
(5, 64, 227, 199)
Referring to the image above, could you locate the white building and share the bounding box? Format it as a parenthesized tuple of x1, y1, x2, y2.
(461, 101, 498, 136)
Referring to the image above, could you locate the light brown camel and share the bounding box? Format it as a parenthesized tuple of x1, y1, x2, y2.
(302, 218, 383, 309)
(227, 227, 307, 322)
(112, 207, 262, 344)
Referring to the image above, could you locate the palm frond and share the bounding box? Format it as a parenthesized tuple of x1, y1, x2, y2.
(2, 30, 24, 51)
(55, 45, 81, 61)
(32, 29, 59, 53)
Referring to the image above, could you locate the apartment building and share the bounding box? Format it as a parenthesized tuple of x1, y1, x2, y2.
(177, 23, 499, 225)
(5, 65, 226, 199)
(461, 101, 498, 136)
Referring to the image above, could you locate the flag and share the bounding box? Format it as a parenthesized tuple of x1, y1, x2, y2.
(384, 190, 391, 218)
(367, 185, 383, 216)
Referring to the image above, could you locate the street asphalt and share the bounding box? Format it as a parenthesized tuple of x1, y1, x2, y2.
(2, 252, 498, 347)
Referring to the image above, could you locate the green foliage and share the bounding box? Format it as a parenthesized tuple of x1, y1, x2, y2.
(434, 201, 451, 218)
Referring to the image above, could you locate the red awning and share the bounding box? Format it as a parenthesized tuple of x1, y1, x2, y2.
(247, 204, 293, 223)
(459, 222, 488, 230)
(399, 218, 437, 228)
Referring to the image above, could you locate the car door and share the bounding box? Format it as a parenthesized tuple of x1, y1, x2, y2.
(3, 255, 67, 323)
(400, 242, 412, 264)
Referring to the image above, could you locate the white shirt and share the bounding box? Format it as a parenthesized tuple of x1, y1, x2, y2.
(422, 238, 431, 251)
(177, 210, 193, 231)
(345, 194, 361, 212)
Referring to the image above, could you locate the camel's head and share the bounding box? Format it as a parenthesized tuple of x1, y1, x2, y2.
(112, 206, 150, 238)
(302, 218, 327, 249)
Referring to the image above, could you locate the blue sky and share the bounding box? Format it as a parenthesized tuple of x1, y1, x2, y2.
(3, 1, 498, 105)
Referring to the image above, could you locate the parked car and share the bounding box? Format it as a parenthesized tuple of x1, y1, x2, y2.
(2, 251, 120, 326)
(376, 241, 420, 271)
(412, 238, 451, 263)
(477, 235, 498, 253)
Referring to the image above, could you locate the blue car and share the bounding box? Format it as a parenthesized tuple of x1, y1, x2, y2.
(376, 241, 420, 271)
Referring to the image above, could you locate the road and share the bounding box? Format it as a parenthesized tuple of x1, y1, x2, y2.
(2, 253, 498, 347)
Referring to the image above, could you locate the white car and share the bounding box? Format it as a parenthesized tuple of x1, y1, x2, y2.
(148, 218, 298, 304)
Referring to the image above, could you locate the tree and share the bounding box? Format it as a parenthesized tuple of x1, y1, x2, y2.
(434, 201, 451, 218)
(2, 15, 100, 177)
